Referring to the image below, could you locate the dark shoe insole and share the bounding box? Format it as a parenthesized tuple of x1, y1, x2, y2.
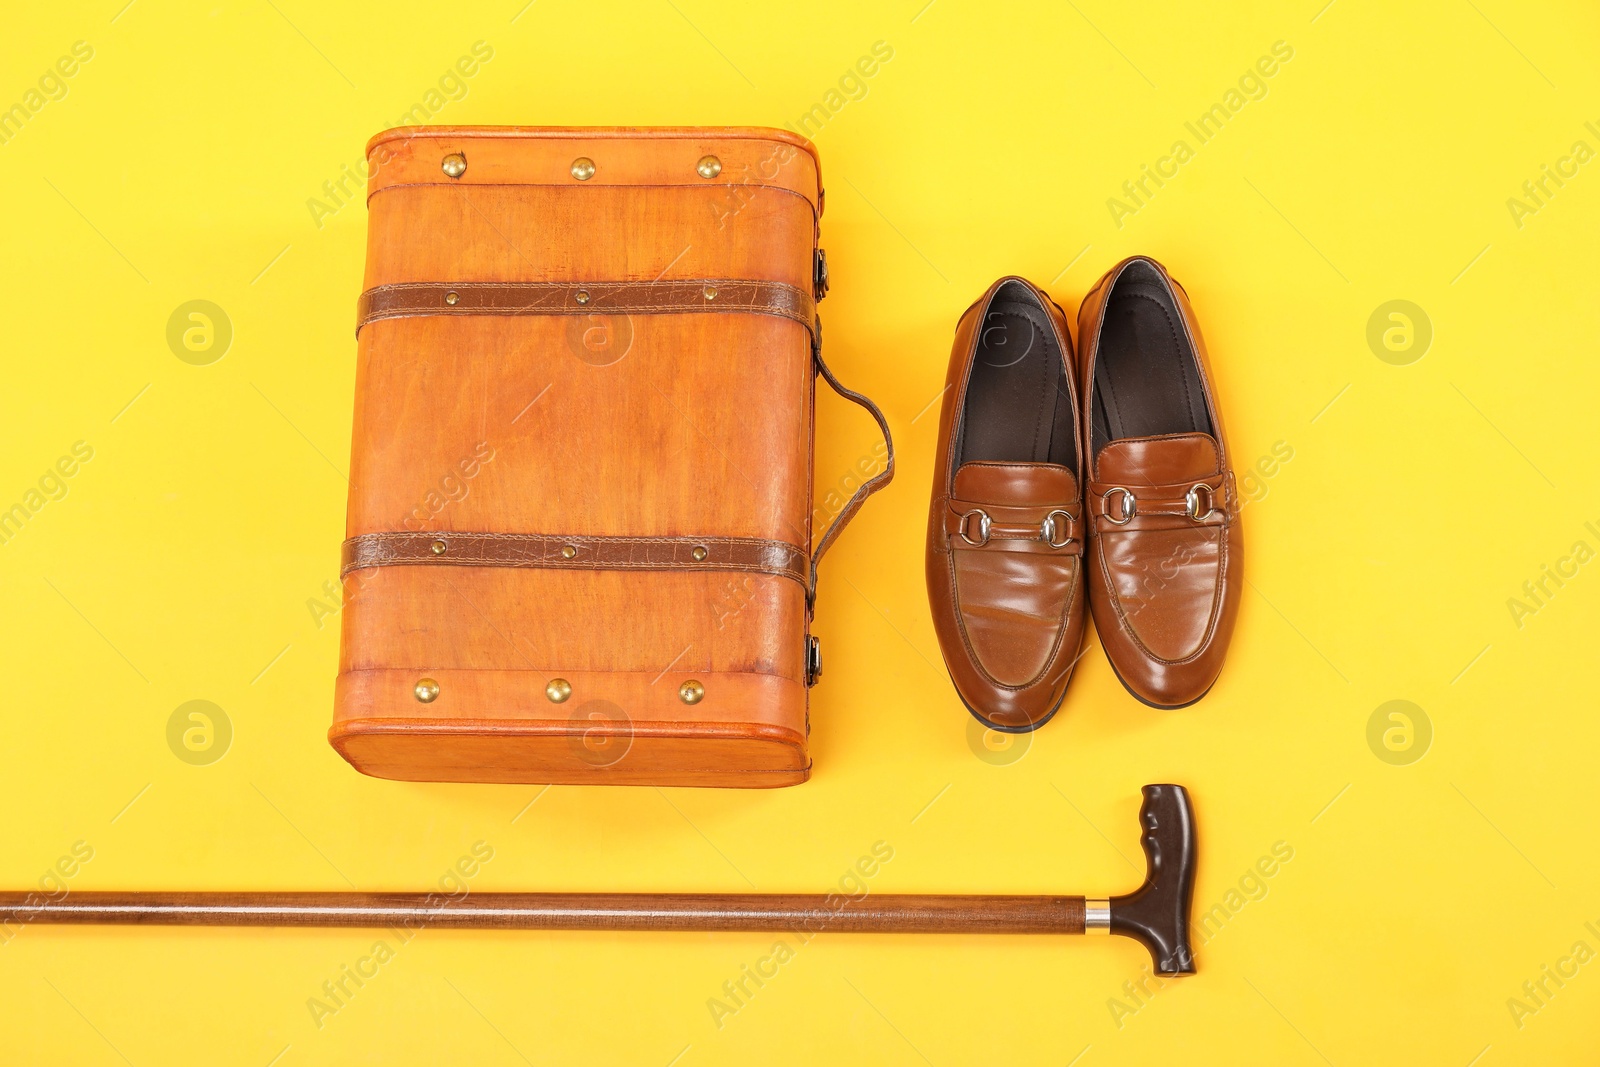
(958, 289, 1075, 469)
(1092, 271, 1212, 455)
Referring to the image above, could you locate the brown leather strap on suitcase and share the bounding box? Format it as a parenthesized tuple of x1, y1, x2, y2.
(809, 315, 894, 606)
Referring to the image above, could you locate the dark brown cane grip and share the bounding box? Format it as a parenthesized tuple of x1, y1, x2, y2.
(1109, 784, 1198, 976)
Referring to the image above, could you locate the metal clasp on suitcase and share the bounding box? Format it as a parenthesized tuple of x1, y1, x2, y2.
(804, 634, 823, 687)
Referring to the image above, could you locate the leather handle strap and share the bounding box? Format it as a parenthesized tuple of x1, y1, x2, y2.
(809, 315, 894, 606)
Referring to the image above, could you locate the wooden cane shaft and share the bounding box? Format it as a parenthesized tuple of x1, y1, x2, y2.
(0, 892, 1087, 935)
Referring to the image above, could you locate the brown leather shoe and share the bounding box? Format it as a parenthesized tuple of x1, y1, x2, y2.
(926, 277, 1088, 732)
(1077, 257, 1242, 709)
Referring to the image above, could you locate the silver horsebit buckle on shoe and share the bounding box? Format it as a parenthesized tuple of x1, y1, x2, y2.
(1102, 486, 1136, 525)
(1041, 509, 1075, 548)
(958, 509, 992, 546)
(1185, 482, 1216, 521)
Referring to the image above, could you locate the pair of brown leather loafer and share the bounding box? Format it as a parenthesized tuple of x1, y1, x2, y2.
(925, 256, 1241, 731)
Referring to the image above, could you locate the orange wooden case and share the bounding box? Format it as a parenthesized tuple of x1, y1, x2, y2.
(331, 127, 888, 788)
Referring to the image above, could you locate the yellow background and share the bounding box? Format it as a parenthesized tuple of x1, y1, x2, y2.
(3, 1, 1598, 1063)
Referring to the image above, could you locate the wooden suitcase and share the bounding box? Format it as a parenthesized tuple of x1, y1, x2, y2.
(331, 126, 890, 787)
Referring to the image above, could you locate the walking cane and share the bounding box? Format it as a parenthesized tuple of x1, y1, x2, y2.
(0, 784, 1198, 975)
